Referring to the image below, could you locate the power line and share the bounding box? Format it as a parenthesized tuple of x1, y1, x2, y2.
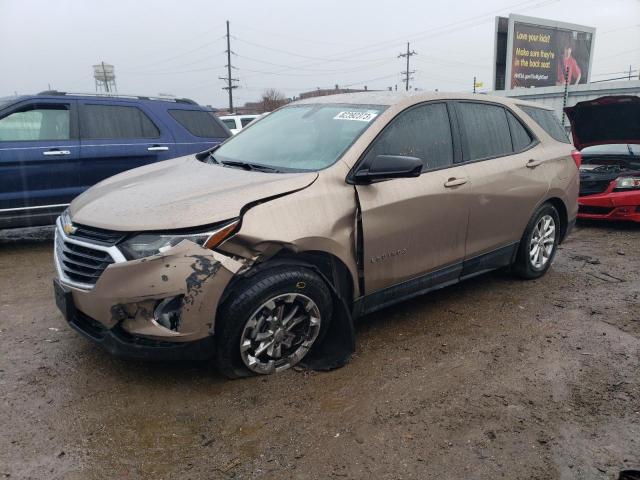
(592, 69, 638, 77)
(590, 74, 639, 83)
(131, 37, 226, 71)
(398, 43, 417, 91)
(237, 60, 396, 77)
(232, 0, 557, 82)
(235, 53, 394, 73)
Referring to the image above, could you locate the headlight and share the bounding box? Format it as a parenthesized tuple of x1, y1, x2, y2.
(119, 219, 239, 260)
(615, 177, 640, 189)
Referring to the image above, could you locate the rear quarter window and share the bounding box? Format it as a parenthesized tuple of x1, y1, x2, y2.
(519, 105, 569, 143)
(169, 110, 229, 138)
(506, 110, 534, 152)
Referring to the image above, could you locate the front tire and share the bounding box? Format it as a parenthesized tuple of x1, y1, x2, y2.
(512, 203, 560, 279)
(214, 266, 333, 378)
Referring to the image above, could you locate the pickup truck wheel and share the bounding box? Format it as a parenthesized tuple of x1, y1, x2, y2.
(513, 203, 560, 280)
(214, 267, 332, 378)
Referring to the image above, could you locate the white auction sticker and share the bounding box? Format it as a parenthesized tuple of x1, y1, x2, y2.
(333, 111, 378, 122)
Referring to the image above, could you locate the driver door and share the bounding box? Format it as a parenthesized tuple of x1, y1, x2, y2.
(354, 102, 471, 302)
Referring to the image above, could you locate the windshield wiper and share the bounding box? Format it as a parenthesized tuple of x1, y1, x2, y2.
(219, 160, 282, 173)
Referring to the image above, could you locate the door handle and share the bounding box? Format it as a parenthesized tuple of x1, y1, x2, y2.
(526, 159, 543, 168)
(42, 150, 71, 156)
(444, 177, 468, 188)
(147, 145, 169, 152)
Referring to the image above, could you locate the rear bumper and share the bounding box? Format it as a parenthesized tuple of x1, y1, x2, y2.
(578, 189, 640, 222)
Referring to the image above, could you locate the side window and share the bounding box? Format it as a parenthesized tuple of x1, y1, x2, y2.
(169, 109, 229, 138)
(240, 117, 255, 127)
(81, 104, 159, 139)
(0, 104, 70, 141)
(506, 110, 534, 152)
(457, 102, 512, 161)
(364, 103, 453, 171)
(518, 105, 569, 143)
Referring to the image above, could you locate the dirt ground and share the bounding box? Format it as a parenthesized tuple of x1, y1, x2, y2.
(1, 221, 639, 480)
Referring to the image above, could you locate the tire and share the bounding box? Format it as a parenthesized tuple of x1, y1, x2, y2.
(512, 202, 560, 280)
(214, 266, 333, 378)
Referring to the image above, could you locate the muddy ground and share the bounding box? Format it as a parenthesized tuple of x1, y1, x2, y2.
(1, 222, 639, 480)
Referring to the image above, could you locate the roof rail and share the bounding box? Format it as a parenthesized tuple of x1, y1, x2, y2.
(36, 90, 198, 105)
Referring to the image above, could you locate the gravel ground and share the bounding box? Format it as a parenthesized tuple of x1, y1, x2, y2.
(1, 222, 639, 480)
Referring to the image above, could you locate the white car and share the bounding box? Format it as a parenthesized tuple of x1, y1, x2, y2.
(219, 114, 261, 135)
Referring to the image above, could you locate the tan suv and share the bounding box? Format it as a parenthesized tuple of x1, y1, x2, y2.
(53, 92, 579, 377)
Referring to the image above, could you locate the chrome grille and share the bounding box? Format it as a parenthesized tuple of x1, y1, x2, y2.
(55, 233, 114, 286)
(54, 216, 126, 289)
(69, 224, 126, 246)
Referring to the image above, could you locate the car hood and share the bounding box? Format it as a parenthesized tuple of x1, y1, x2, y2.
(70, 155, 318, 231)
(564, 95, 640, 150)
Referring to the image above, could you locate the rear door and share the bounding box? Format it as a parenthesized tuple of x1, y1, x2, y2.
(355, 102, 471, 296)
(78, 101, 175, 187)
(0, 98, 80, 218)
(453, 101, 550, 267)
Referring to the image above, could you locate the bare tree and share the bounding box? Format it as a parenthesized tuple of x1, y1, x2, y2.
(261, 88, 287, 112)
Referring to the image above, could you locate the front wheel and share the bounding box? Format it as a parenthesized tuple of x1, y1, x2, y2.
(214, 267, 333, 378)
(512, 203, 560, 279)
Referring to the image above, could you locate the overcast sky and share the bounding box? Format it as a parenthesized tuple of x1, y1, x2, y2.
(1, 0, 638, 107)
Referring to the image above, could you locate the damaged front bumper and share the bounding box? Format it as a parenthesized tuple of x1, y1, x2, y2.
(54, 221, 245, 360)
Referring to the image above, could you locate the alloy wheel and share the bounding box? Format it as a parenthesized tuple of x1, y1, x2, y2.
(239, 293, 321, 374)
(529, 214, 556, 269)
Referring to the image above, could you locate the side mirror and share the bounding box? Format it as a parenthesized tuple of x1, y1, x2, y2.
(352, 155, 423, 184)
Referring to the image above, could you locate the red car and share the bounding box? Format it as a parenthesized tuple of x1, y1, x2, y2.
(565, 96, 640, 223)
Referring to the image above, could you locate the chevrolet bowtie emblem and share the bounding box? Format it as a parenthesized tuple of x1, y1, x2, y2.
(63, 223, 77, 235)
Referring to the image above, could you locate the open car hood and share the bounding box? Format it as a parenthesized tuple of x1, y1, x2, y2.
(564, 96, 640, 150)
(70, 155, 318, 231)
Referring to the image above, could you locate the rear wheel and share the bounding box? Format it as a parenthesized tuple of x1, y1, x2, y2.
(214, 267, 332, 378)
(512, 203, 560, 279)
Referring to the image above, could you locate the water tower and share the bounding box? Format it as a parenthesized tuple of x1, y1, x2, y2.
(93, 62, 117, 93)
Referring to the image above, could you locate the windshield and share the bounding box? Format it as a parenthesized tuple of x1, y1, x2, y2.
(212, 103, 386, 171)
(581, 144, 640, 156)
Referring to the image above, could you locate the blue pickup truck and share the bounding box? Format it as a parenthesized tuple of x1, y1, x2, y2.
(0, 91, 230, 229)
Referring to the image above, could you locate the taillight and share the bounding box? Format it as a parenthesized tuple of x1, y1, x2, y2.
(571, 150, 582, 168)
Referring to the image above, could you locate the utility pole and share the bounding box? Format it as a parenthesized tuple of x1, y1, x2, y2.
(629, 65, 633, 81)
(473, 76, 476, 94)
(398, 43, 417, 91)
(219, 20, 238, 113)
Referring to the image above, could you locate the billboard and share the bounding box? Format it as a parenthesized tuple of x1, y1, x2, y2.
(493, 15, 596, 90)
